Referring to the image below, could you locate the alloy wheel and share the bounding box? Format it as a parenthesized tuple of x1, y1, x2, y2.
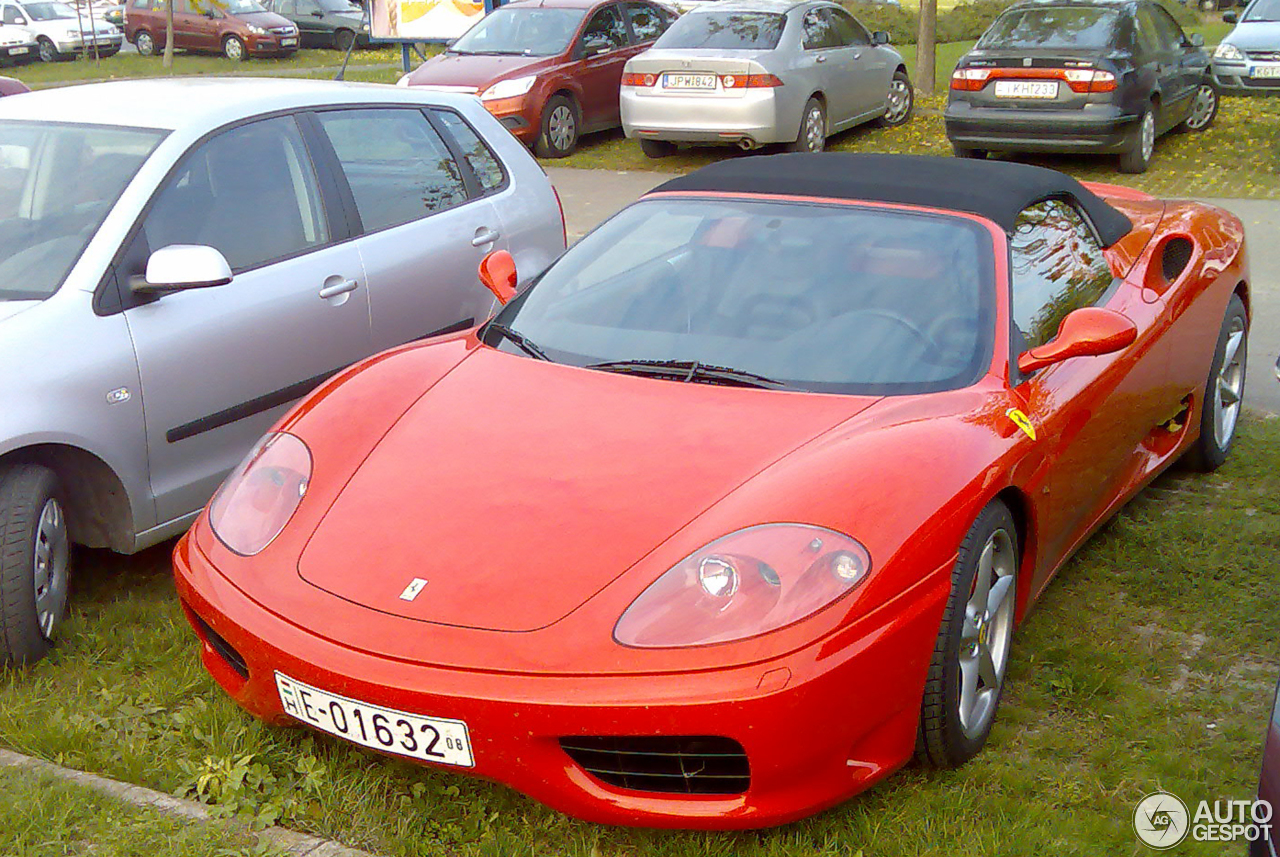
(37, 38, 56, 62)
(1213, 316, 1246, 449)
(225, 37, 244, 60)
(803, 106, 824, 152)
(1140, 110, 1155, 164)
(956, 528, 1016, 740)
(1185, 85, 1216, 131)
(549, 105, 575, 152)
(32, 498, 70, 640)
(884, 79, 911, 124)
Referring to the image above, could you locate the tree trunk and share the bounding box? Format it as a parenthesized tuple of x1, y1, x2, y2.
(162, 0, 174, 68)
(915, 0, 937, 96)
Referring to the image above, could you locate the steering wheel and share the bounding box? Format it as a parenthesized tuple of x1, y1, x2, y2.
(735, 294, 820, 337)
(838, 308, 942, 358)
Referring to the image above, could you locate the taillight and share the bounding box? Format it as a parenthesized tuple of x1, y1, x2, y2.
(952, 66, 1117, 93)
(621, 72, 657, 87)
(950, 67, 992, 91)
(1065, 69, 1117, 93)
(721, 73, 783, 88)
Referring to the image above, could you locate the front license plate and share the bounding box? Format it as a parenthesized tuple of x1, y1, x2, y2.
(993, 80, 1058, 99)
(281, 37, 298, 46)
(275, 673, 474, 767)
(662, 72, 717, 90)
(8, 46, 26, 55)
(1251, 65, 1280, 78)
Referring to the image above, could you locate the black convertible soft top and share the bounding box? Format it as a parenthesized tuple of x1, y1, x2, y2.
(651, 153, 1133, 247)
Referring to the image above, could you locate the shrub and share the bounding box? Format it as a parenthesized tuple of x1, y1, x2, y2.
(842, 0, 919, 46)
(936, 0, 1019, 42)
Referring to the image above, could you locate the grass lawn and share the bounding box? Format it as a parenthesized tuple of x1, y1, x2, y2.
(0, 766, 282, 856)
(1, 416, 1277, 856)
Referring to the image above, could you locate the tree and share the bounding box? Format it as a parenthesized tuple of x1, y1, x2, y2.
(163, 0, 174, 67)
(916, 0, 937, 96)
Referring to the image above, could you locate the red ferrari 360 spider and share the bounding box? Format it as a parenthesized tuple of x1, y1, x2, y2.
(173, 154, 1250, 829)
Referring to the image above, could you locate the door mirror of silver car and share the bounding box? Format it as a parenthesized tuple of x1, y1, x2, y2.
(1189, 33, 1205, 46)
(133, 244, 234, 294)
(1016, 307, 1136, 375)
(1222, 11, 1237, 22)
(872, 30, 890, 45)
(478, 250, 517, 305)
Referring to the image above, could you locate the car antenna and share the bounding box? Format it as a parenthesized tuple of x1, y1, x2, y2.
(334, 0, 369, 80)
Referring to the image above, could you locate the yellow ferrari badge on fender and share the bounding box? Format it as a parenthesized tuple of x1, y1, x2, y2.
(1006, 408, 1037, 441)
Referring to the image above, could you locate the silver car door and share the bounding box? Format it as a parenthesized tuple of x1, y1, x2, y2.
(798, 8, 852, 124)
(121, 114, 372, 525)
(311, 106, 509, 352)
(829, 7, 889, 118)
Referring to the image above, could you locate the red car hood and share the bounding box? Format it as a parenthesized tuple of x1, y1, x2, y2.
(297, 348, 878, 632)
(405, 51, 557, 90)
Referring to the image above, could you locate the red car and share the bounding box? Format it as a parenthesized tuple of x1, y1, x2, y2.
(399, 0, 673, 157)
(174, 154, 1250, 829)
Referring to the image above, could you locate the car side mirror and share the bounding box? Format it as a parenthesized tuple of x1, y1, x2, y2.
(478, 249, 517, 304)
(872, 30, 889, 45)
(1189, 32, 1205, 46)
(13, 15, 24, 22)
(132, 244, 233, 294)
(311, 9, 323, 15)
(1222, 10, 1237, 22)
(1016, 307, 1137, 374)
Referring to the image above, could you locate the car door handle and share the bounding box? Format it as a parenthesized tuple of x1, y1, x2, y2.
(318, 278, 359, 299)
(472, 227, 501, 247)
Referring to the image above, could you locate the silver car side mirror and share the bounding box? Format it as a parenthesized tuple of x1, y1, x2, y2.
(134, 244, 233, 294)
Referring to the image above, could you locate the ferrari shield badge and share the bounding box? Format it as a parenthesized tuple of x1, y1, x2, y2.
(1006, 408, 1037, 440)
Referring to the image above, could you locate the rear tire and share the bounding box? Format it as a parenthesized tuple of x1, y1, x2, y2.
(135, 30, 156, 56)
(639, 138, 676, 159)
(788, 97, 825, 153)
(1184, 294, 1248, 472)
(952, 144, 987, 159)
(534, 94, 579, 158)
(0, 465, 72, 668)
(1118, 105, 1155, 173)
(875, 70, 913, 127)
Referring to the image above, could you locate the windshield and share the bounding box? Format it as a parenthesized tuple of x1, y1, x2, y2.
(1244, 0, 1280, 21)
(450, 7, 585, 56)
(0, 121, 164, 301)
(316, 0, 358, 11)
(977, 7, 1121, 49)
(488, 198, 996, 395)
(225, 0, 268, 12)
(23, 2, 77, 19)
(655, 11, 787, 50)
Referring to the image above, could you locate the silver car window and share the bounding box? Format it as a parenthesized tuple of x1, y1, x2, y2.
(317, 108, 468, 233)
(142, 115, 328, 274)
(802, 8, 842, 49)
(431, 109, 505, 194)
(1244, 0, 1280, 21)
(0, 120, 164, 301)
(829, 7, 870, 46)
(655, 11, 786, 49)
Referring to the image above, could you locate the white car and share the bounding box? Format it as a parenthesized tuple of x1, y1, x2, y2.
(0, 0, 123, 60)
(0, 20, 36, 63)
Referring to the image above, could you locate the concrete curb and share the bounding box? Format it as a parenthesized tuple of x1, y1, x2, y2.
(0, 748, 378, 856)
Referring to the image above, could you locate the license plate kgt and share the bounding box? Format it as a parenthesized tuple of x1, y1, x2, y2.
(8, 47, 26, 54)
(993, 80, 1058, 99)
(275, 673, 474, 767)
(282, 37, 298, 46)
(1251, 65, 1280, 78)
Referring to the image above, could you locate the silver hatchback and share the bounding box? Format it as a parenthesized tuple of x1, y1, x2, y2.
(0, 78, 565, 666)
(620, 0, 912, 156)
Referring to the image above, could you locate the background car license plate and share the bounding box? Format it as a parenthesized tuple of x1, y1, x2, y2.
(663, 73, 717, 90)
(993, 80, 1058, 99)
(8, 47, 25, 55)
(282, 37, 298, 46)
(1252, 66, 1280, 78)
(275, 673, 474, 767)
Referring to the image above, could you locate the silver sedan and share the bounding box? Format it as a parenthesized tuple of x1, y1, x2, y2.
(620, 0, 912, 156)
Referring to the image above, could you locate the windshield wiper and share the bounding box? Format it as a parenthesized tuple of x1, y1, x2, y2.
(585, 359, 790, 390)
(486, 322, 549, 361)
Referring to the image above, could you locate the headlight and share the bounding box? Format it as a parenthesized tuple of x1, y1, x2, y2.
(208, 432, 312, 556)
(480, 75, 537, 101)
(614, 524, 872, 648)
(1214, 42, 1245, 61)
(246, 23, 267, 34)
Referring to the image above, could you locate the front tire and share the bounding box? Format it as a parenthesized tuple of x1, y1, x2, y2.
(788, 97, 825, 153)
(223, 34, 247, 61)
(1177, 82, 1218, 133)
(1185, 294, 1248, 472)
(918, 500, 1019, 768)
(1119, 106, 1155, 173)
(334, 28, 356, 52)
(876, 70, 914, 127)
(952, 144, 987, 159)
(534, 94, 579, 158)
(36, 37, 60, 63)
(0, 465, 72, 667)
(134, 29, 156, 56)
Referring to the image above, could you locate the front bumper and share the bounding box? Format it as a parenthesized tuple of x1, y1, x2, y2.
(0, 41, 35, 60)
(247, 33, 299, 54)
(944, 102, 1139, 154)
(480, 96, 537, 143)
(1211, 60, 1280, 94)
(173, 531, 950, 829)
(621, 87, 789, 146)
(53, 32, 123, 52)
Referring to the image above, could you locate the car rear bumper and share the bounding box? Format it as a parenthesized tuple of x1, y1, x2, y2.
(944, 103, 1138, 153)
(172, 531, 950, 829)
(621, 88, 788, 146)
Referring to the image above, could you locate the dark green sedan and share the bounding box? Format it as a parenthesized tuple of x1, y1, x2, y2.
(263, 0, 369, 49)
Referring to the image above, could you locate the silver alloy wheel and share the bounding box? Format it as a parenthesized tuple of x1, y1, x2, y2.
(548, 104, 575, 152)
(957, 528, 1016, 740)
(1213, 316, 1246, 449)
(225, 36, 244, 60)
(803, 105, 824, 152)
(885, 79, 911, 124)
(136, 31, 153, 55)
(37, 38, 56, 62)
(32, 498, 70, 640)
(1140, 110, 1155, 164)
(1185, 85, 1216, 130)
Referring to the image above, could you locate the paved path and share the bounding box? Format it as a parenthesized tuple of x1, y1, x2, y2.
(547, 167, 1278, 415)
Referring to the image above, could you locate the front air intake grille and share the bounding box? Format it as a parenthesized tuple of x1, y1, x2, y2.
(559, 735, 749, 795)
(193, 613, 249, 680)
